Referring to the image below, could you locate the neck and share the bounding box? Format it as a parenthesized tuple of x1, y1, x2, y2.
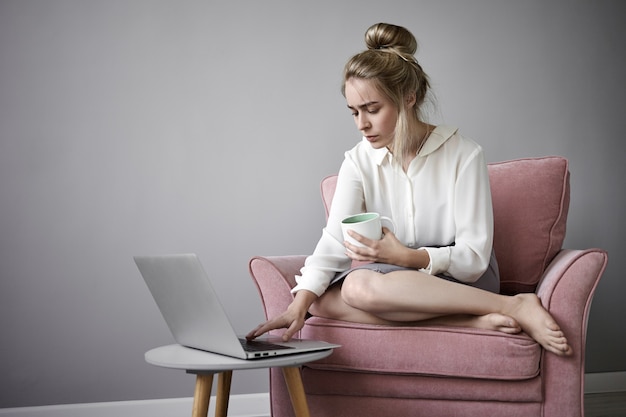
(388, 117, 433, 169)
(409, 120, 432, 153)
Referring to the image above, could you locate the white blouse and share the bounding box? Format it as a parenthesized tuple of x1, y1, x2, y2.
(292, 126, 494, 297)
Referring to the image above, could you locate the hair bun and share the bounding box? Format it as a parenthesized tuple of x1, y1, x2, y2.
(365, 23, 418, 56)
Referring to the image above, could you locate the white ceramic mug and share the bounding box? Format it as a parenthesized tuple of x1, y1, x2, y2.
(341, 212, 396, 248)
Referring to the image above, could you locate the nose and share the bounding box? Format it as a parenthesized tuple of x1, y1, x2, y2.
(356, 113, 371, 131)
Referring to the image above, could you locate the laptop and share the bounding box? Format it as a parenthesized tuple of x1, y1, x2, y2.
(134, 253, 339, 359)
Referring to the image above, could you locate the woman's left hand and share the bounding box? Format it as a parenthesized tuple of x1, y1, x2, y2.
(344, 227, 409, 265)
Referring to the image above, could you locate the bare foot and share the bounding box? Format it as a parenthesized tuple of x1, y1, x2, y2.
(507, 293, 572, 356)
(471, 313, 522, 334)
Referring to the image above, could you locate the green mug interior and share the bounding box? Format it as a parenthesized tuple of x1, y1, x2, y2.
(342, 213, 378, 224)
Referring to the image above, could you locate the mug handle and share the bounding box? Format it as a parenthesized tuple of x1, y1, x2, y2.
(380, 216, 396, 234)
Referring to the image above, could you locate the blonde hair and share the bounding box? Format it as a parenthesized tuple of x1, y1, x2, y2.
(341, 23, 431, 162)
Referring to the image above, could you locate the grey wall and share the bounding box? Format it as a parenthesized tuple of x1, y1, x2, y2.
(1, 0, 623, 408)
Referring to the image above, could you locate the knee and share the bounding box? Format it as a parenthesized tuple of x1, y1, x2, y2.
(341, 270, 380, 311)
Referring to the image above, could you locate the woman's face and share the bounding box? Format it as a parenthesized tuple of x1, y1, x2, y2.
(344, 78, 398, 150)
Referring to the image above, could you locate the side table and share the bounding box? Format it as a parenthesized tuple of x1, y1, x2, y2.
(145, 344, 334, 417)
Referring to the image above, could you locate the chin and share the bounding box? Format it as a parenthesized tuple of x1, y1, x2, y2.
(369, 142, 390, 150)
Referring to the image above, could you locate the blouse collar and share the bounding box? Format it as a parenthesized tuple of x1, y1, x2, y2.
(364, 125, 459, 166)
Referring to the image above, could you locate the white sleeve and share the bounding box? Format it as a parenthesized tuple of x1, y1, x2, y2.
(424, 148, 494, 283)
(291, 157, 364, 296)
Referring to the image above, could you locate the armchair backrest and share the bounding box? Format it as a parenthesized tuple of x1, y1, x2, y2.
(320, 156, 570, 295)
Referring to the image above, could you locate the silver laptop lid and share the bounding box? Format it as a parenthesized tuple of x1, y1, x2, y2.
(134, 254, 247, 358)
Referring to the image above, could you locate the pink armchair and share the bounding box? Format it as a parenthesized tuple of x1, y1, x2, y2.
(249, 156, 608, 417)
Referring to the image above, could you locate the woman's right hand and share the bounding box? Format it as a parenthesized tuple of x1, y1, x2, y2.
(246, 290, 318, 342)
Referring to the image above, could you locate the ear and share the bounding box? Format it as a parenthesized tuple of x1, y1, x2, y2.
(405, 92, 417, 109)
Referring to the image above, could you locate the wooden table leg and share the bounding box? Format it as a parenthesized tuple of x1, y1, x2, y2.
(282, 366, 311, 417)
(192, 373, 214, 417)
(215, 371, 233, 417)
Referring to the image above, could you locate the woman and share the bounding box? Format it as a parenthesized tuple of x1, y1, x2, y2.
(247, 23, 571, 356)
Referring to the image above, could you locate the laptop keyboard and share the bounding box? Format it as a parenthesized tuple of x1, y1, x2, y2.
(239, 338, 294, 352)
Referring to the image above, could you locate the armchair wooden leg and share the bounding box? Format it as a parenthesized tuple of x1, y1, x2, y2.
(282, 366, 311, 417)
(192, 373, 214, 417)
(215, 371, 233, 417)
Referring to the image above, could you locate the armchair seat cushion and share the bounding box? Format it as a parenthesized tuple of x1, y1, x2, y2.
(301, 317, 540, 381)
(302, 369, 543, 403)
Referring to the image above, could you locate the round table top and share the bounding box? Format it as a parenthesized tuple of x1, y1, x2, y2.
(145, 344, 334, 372)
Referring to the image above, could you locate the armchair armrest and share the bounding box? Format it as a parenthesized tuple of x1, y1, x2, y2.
(535, 248, 608, 417)
(248, 255, 307, 322)
(536, 248, 608, 334)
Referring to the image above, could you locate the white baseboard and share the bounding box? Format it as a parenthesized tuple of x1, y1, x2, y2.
(0, 393, 270, 417)
(585, 371, 626, 394)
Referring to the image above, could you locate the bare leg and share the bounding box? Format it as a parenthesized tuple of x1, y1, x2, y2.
(310, 284, 395, 326)
(316, 269, 571, 356)
(312, 284, 520, 334)
(420, 314, 522, 334)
